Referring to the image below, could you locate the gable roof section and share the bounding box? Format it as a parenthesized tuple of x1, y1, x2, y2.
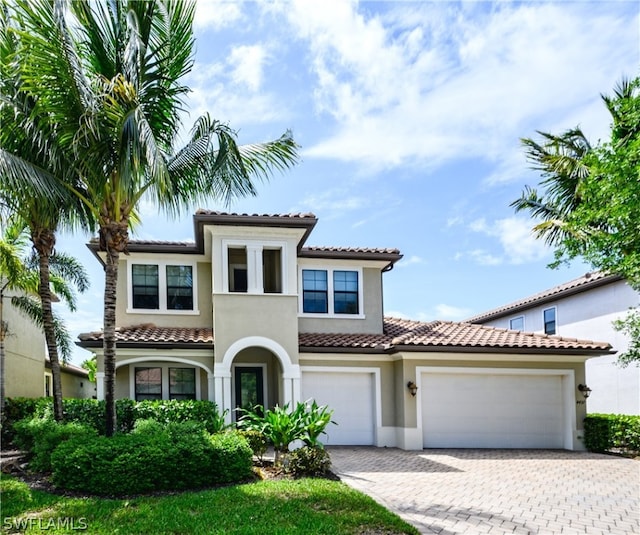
(78, 317, 611, 355)
(466, 271, 623, 323)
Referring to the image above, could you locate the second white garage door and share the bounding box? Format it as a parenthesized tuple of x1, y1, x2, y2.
(301, 370, 375, 445)
(421, 371, 566, 449)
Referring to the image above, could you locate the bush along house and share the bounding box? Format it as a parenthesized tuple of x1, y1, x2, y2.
(77, 211, 613, 450)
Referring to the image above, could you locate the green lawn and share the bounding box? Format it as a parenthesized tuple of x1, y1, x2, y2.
(1, 474, 419, 534)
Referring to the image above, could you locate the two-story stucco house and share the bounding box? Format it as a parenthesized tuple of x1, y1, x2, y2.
(78, 211, 613, 450)
(467, 272, 640, 416)
(4, 292, 92, 399)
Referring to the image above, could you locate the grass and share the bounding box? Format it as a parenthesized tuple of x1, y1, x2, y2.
(1, 474, 419, 534)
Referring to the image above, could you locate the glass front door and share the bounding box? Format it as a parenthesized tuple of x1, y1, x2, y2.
(234, 367, 264, 412)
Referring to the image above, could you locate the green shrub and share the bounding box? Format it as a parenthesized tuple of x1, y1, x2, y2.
(13, 418, 97, 472)
(285, 446, 332, 477)
(50, 427, 252, 495)
(2, 398, 51, 442)
(584, 413, 640, 454)
(238, 429, 267, 461)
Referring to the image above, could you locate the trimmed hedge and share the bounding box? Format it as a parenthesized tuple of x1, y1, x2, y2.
(584, 413, 640, 455)
(4, 398, 227, 436)
(50, 424, 252, 495)
(12, 418, 97, 472)
(285, 446, 332, 477)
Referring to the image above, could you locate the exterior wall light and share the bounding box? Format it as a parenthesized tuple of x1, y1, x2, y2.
(407, 381, 418, 397)
(578, 384, 592, 399)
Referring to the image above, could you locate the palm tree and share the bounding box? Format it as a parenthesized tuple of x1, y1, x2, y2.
(0, 217, 86, 416)
(8, 0, 299, 435)
(1, 6, 91, 420)
(512, 78, 638, 248)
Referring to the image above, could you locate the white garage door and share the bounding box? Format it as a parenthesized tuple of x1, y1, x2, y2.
(421, 372, 565, 449)
(301, 371, 375, 445)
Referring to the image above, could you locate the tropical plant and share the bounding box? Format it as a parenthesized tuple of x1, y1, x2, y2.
(1, 3, 92, 421)
(5, 0, 299, 435)
(237, 400, 335, 465)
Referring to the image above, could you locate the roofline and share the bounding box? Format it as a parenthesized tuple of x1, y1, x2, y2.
(467, 273, 624, 323)
(194, 212, 318, 251)
(76, 340, 213, 350)
(46, 359, 89, 377)
(299, 248, 403, 270)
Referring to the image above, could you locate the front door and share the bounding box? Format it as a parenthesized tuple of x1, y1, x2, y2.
(234, 367, 264, 413)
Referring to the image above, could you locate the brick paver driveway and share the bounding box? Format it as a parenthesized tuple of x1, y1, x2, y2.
(329, 447, 639, 534)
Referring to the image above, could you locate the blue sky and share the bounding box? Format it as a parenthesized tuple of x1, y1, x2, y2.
(57, 0, 639, 365)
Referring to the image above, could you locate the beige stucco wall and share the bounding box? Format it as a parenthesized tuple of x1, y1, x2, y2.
(297, 265, 385, 335)
(4, 298, 46, 398)
(213, 293, 299, 365)
(115, 258, 211, 328)
(60, 370, 94, 399)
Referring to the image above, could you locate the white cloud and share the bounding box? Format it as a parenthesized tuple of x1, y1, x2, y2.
(194, 0, 243, 30)
(280, 2, 637, 171)
(229, 45, 268, 92)
(468, 216, 550, 265)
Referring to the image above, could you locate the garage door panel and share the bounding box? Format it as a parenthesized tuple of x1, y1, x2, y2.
(422, 373, 565, 449)
(302, 372, 375, 446)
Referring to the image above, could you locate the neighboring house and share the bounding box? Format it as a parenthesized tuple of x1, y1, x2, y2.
(78, 211, 612, 450)
(467, 272, 640, 416)
(4, 294, 91, 399)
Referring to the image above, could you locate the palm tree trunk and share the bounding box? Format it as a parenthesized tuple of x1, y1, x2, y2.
(101, 221, 128, 437)
(33, 229, 65, 422)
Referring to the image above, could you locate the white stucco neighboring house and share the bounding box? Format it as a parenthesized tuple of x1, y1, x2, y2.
(467, 272, 640, 415)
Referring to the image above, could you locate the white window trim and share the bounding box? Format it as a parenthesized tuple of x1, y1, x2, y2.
(126, 259, 200, 315)
(221, 239, 288, 294)
(543, 306, 557, 335)
(509, 315, 525, 331)
(44, 372, 53, 397)
(298, 266, 365, 319)
(129, 363, 201, 401)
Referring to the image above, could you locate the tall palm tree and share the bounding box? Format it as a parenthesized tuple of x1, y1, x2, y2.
(9, 0, 299, 435)
(512, 78, 637, 248)
(1, 6, 91, 420)
(0, 217, 86, 416)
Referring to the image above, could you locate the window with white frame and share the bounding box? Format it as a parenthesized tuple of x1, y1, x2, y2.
(300, 267, 362, 316)
(222, 240, 286, 294)
(509, 316, 524, 331)
(129, 261, 198, 313)
(543, 307, 556, 335)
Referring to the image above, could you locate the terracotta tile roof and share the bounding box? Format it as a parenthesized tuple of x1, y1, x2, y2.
(466, 271, 624, 323)
(299, 317, 611, 353)
(301, 246, 401, 255)
(77, 324, 213, 346)
(195, 209, 316, 219)
(78, 318, 611, 353)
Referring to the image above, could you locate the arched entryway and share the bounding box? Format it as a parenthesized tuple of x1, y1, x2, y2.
(215, 336, 300, 423)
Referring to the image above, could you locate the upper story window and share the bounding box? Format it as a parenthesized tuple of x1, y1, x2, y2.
(222, 240, 286, 294)
(543, 307, 556, 335)
(132, 264, 159, 309)
(300, 267, 362, 317)
(128, 261, 198, 314)
(302, 269, 328, 313)
(509, 316, 524, 331)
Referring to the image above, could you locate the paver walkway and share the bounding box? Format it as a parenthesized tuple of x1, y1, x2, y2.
(329, 447, 639, 535)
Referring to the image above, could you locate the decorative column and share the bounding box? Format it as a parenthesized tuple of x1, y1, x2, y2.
(96, 372, 105, 400)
